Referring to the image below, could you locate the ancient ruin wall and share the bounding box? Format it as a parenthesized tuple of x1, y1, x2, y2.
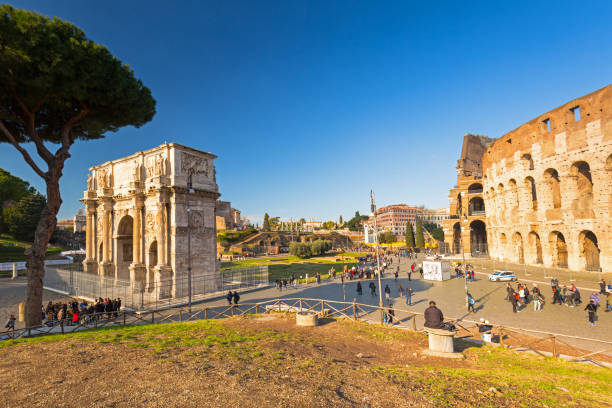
(482, 85, 612, 272)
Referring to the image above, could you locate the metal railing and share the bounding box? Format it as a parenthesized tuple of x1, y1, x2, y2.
(2, 297, 610, 364)
(43, 265, 269, 310)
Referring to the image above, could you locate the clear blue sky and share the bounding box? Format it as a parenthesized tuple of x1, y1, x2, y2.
(3, 1, 612, 225)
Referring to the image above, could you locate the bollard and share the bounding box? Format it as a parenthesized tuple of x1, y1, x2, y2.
(412, 313, 416, 331)
(353, 301, 357, 320)
(12, 263, 18, 279)
(18, 302, 25, 322)
(551, 336, 557, 358)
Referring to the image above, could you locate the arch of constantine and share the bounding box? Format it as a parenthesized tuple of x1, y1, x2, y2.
(81, 143, 221, 299)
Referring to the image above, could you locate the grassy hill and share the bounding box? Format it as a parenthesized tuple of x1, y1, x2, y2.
(1, 316, 609, 407)
(0, 234, 65, 263)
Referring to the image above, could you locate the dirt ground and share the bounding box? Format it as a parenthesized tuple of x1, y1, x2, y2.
(1, 314, 609, 408)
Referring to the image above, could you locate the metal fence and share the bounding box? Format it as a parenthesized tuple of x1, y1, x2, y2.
(2, 297, 611, 364)
(43, 265, 269, 310)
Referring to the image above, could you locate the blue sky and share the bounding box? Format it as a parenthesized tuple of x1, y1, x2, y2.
(3, 1, 612, 225)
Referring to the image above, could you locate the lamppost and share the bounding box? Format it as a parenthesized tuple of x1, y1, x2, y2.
(187, 173, 194, 313)
(458, 210, 469, 306)
(370, 190, 384, 320)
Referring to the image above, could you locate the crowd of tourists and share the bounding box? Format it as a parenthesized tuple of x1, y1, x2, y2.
(43, 297, 122, 326)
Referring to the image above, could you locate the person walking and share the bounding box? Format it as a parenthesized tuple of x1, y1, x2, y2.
(356, 282, 363, 296)
(398, 284, 404, 297)
(600, 279, 607, 295)
(387, 304, 395, 325)
(369, 281, 376, 296)
(406, 287, 413, 306)
(226, 291, 233, 306)
(510, 291, 519, 313)
(467, 293, 475, 313)
(394, 270, 398, 281)
(532, 284, 543, 311)
(585, 299, 597, 326)
(4, 314, 16, 335)
(233, 291, 240, 305)
(384, 285, 391, 302)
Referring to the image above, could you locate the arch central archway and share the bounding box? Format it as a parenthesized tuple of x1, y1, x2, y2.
(116, 215, 134, 280)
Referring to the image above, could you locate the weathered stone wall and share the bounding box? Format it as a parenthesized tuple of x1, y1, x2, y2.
(482, 85, 612, 272)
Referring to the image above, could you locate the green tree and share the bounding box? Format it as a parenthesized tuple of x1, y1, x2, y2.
(339, 215, 343, 225)
(289, 242, 311, 258)
(4, 193, 46, 241)
(378, 231, 397, 244)
(415, 218, 425, 247)
(0, 168, 35, 232)
(262, 213, 270, 231)
(405, 221, 415, 247)
(0, 5, 156, 326)
(321, 221, 336, 230)
(424, 222, 444, 242)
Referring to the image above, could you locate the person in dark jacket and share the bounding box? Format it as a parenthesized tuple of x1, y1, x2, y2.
(585, 299, 597, 325)
(232, 291, 240, 305)
(226, 291, 233, 305)
(356, 282, 363, 296)
(424, 301, 444, 329)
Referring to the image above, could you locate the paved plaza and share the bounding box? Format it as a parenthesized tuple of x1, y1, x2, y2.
(2, 255, 610, 355)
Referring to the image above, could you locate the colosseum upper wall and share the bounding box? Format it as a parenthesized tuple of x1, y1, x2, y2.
(481, 84, 612, 272)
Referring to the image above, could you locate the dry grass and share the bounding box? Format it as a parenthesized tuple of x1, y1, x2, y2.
(0, 315, 610, 408)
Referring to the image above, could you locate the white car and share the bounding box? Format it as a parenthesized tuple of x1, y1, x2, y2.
(488, 270, 517, 282)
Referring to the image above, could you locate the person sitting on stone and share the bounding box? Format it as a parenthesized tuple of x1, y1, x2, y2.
(424, 301, 444, 329)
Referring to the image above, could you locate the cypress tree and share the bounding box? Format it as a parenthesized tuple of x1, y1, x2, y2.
(415, 218, 425, 247)
(263, 213, 270, 231)
(405, 221, 415, 247)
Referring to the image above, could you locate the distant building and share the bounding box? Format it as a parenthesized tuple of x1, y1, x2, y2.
(420, 207, 450, 227)
(302, 219, 322, 231)
(215, 200, 244, 230)
(56, 219, 73, 230)
(73, 208, 86, 232)
(367, 204, 424, 236)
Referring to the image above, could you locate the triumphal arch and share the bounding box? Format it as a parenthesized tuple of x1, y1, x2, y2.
(81, 143, 221, 299)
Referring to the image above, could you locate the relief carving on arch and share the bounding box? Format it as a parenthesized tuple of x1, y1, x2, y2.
(145, 212, 156, 234)
(145, 153, 168, 178)
(97, 168, 111, 189)
(181, 152, 210, 178)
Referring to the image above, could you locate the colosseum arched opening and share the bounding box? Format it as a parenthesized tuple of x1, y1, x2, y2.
(570, 161, 594, 218)
(512, 232, 524, 264)
(468, 197, 485, 216)
(543, 168, 562, 210)
(527, 232, 543, 264)
(549, 231, 568, 268)
(452, 222, 461, 254)
(521, 153, 534, 170)
(524, 176, 537, 211)
(468, 183, 483, 194)
(456, 193, 463, 216)
(497, 183, 505, 222)
(579, 230, 600, 271)
(508, 179, 519, 210)
(469, 220, 487, 256)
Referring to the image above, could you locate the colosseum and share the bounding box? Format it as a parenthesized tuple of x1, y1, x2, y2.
(444, 84, 612, 273)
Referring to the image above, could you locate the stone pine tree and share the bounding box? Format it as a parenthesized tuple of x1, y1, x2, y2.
(262, 213, 271, 231)
(415, 218, 425, 248)
(0, 5, 156, 326)
(405, 221, 415, 247)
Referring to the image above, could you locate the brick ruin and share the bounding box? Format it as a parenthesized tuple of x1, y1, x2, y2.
(445, 85, 612, 273)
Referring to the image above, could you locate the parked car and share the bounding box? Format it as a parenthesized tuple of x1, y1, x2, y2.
(488, 270, 517, 282)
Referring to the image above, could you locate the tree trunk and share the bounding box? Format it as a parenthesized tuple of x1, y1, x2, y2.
(25, 172, 62, 327)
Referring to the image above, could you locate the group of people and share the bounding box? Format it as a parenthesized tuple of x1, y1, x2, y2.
(225, 290, 241, 305)
(43, 297, 122, 326)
